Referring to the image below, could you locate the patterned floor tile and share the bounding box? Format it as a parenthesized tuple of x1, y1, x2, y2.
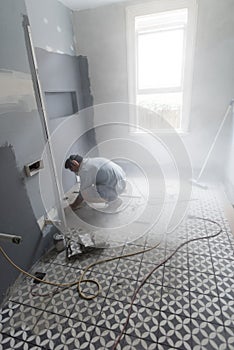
(49, 249, 73, 267)
(99, 246, 124, 257)
(160, 287, 190, 317)
(89, 326, 118, 350)
(115, 259, 141, 280)
(30, 260, 52, 275)
(190, 292, 223, 325)
(91, 259, 119, 276)
(70, 295, 104, 325)
(163, 267, 190, 290)
(219, 298, 234, 328)
(83, 272, 113, 298)
(57, 319, 95, 350)
(62, 265, 86, 283)
(187, 220, 206, 240)
(138, 263, 164, 285)
(157, 312, 192, 350)
(173, 241, 188, 254)
(121, 245, 144, 262)
(187, 241, 210, 256)
(119, 334, 159, 350)
(228, 233, 234, 244)
(9, 279, 52, 310)
(189, 271, 218, 296)
(188, 254, 214, 274)
(165, 250, 188, 270)
(29, 263, 69, 296)
(45, 286, 78, 318)
(1, 302, 43, 342)
(212, 258, 234, 277)
(97, 298, 131, 332)
(71, 252, 99, 269)
(0, 333, 43, 350)
(142, 248, 166, 265)
(0, 301, 20, 331)
(2, 186, 234, 350)
(106, 276, 138, 303)
(156, 344, 178, 350)
(31, 311, 69, 348)
(126, 305, 159, 343)
(225, 327, 234, 349)
(210, 232, 232, 245)
(190, 318, 227, 350)
(165, 238, 185, 253)
(171, 225, 188, 241)
(133, 283, 162, 310)
(216, 275, 234, 300)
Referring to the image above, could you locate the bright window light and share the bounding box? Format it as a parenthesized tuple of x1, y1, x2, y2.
(138, 28, 185, 89)
(137, 92, 183, 129)
(126, 1, 197, 132)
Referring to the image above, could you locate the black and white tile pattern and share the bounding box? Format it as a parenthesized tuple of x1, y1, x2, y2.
(1, 185, 234, 349)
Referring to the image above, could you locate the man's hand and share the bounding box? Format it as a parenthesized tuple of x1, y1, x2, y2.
(70, 202, 79, 210)
(69, 202, 85, 210)
(69, 192, 84, 210)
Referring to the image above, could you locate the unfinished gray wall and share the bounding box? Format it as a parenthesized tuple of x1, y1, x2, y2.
(73, 0, 234, 181)
(0, 0, 56, 220)
(25, 0, 75, 55)
(35, 48, 95, 193)
(0, 147, 54, 304)
(73, 3, 128, 104)
(25, 0, 96, 195)
(182, 0, 234, 179)
(0, 0, 57, 304)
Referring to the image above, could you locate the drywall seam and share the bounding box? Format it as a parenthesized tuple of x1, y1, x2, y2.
(0, 69, 37, 112)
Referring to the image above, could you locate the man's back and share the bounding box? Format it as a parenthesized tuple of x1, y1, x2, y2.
(79, 157, 126, 201)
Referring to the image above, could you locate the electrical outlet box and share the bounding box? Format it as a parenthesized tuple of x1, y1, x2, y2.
(24, 159, 44, 177)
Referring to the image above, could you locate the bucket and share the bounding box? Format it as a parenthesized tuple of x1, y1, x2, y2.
(53, 233, 66, 252)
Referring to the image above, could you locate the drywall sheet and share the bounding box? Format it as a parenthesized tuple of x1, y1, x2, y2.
(0, 147, 42, 304)
(34, 48, 97, 193)
(0, 69, 37, 113)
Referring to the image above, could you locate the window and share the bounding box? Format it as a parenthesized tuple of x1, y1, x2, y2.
(126, 0, 197, 131)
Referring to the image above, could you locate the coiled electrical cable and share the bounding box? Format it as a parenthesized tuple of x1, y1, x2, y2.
(0, 216, 223, 349)
(0, 240, 161, 299)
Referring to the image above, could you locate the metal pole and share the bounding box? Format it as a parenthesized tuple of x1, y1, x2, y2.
(22, 16, 66, 227)
(197, 99, 234, 181)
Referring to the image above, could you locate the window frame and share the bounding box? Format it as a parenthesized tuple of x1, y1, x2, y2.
(126, 0, 198, 133)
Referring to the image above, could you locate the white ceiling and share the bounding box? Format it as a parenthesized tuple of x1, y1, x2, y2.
(58, 0, 132, 11)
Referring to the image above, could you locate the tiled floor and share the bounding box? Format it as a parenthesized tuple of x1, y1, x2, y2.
(1, 185, 234, 349)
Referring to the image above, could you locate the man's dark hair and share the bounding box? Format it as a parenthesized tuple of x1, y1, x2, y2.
(65, 154, 83, 169)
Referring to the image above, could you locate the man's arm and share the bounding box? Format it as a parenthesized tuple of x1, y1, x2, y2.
(70, 192, 84, 209)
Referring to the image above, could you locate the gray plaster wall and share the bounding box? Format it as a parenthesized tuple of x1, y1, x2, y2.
(0, 0, 56, 220)
(25, 0, 96, 195)
(182, 0, 234, 179)
(0, 1, 29, 73)
(0, 147, 55, 304)
(73, 3, 128, 104)
(0, 0, 58, 304)
(73, 0, 234, 181)
(35, 48, 96, 193)
(25, 0, 75, 56)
